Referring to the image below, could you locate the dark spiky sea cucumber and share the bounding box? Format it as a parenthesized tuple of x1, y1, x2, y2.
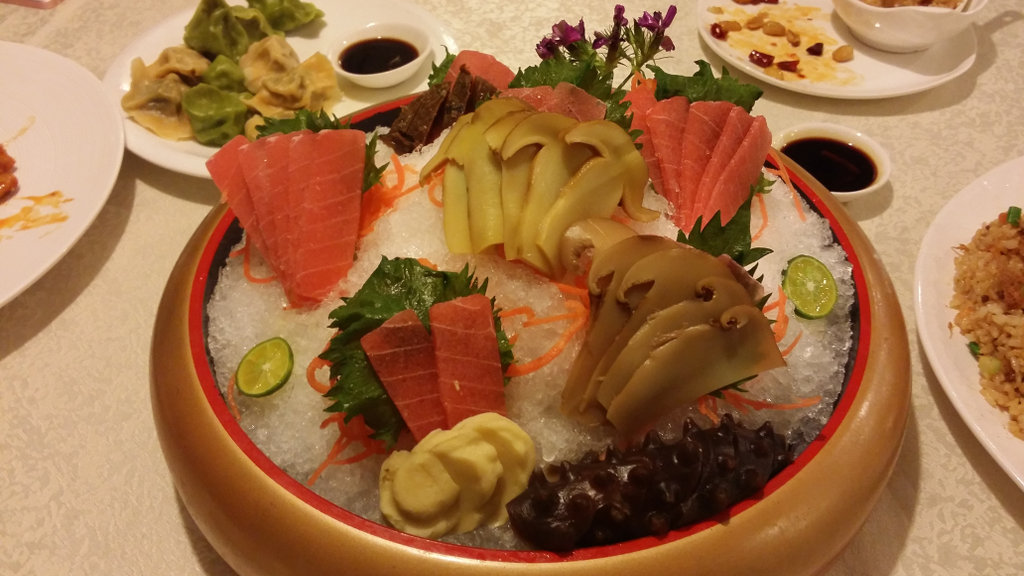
(505, 414, 794, 552)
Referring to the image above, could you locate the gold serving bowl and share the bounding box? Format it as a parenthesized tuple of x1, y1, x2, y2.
(150, 106, 910, 575)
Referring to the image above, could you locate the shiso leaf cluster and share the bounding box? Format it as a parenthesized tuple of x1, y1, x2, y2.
(320, 257, 514, 447)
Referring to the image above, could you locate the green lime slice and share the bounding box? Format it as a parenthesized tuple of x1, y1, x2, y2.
(235, 337, 293, 397)
(782, 255, 837, 320)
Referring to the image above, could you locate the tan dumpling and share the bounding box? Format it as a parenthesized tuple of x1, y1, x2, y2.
(243, 52, 341, 118)
(143, 45, 210, 83)
(121, 58, 193, 140)
(239, 35, 300, 93)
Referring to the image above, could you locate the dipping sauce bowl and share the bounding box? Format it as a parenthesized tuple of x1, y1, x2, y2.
(774, 122, 891, 203)
(333, 22, 432, 89)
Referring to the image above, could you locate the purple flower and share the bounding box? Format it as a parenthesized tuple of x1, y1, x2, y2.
(551, 19, 586, 46)
(637, 5, 677, 34)
(613, 4, 628, 28)
(536, 36, 559, 59)
(592, 33, 610, 50)
(660, 36, 675, 51)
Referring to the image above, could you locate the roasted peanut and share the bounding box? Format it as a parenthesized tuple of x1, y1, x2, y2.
(762, 20, 787, 37)
(786, 29, 801, 47)
(832, 44, 854, 62)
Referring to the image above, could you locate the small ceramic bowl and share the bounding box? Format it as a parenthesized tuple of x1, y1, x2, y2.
(774, 122, 891, 203)
(832, 0, 987, 53)
(332, 22, 432, 89)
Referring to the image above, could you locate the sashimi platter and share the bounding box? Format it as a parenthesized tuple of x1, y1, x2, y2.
(150, 3, 910, 575)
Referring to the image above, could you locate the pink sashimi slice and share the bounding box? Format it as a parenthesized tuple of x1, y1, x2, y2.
(676, 100, 736, 232)
(443, 50, 515, 90)
(700, 115, 772, 227)
(621, 79, 661, 195)
(691, 105, 754, 227)
(429, 293, 507, 427)
(238, 133, 293, 279)
(207, 135, 270, 259)
(287, 128, 365, 306)
(502, 83, 607, 122)
(646, 96, 690, 214)
(360, 309, 446, 442)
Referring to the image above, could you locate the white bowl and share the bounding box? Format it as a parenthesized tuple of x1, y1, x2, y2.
(332, 22, 432, 89)
(774, 122, 891, 203)
(832, 0, 987, 53)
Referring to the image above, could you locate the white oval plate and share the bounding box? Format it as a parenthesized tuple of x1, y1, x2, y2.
(915, 154, 1024, 493)
(102, 0, 457, 179)
(0, 41, 124, 309)
(696, 0, 977, 100)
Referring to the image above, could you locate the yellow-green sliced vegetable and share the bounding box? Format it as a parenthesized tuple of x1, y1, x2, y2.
(235, 336, 293, 397)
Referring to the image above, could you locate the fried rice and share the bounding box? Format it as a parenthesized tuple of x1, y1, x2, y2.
(951, 211, 1024, 439)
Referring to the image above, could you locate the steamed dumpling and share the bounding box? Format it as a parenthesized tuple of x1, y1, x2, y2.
(121, 57, 194, 140)
(246, 0, 324, 32)
(182, 84, 248, 146)
(184, 0, 279, 61)
(242, 52, 341, 118)
(239, 35, 300, 93)
(143, 45, 210, 82)
(203, 54, 247, 92)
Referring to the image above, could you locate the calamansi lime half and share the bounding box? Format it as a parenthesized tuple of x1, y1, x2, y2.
(235, 337, 293, 397)
(782, 255, 837, 320)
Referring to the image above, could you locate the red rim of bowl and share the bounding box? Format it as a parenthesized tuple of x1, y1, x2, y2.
(184, 100, 871, 563)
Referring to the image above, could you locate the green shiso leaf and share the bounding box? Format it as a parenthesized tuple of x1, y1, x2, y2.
(427, 47, 456, 87)
(676, 188, 772, 268)
(320, 257, 514, 448)
(649, 61, 762, 112)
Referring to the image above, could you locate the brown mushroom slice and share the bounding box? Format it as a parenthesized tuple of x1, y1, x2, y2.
(585, 245, 738, 408)
(563, 120, 657, 223)
(606, 303, 786, 437)
(558, 218, 638, 277)
(595, 276, 756, 411)
(560, 235, 680, 422)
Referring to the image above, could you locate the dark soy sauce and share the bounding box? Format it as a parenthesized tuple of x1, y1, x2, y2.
(339, 38, 419, 75)
(781, 137, 877, 192)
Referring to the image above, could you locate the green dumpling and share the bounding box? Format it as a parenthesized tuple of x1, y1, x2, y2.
(202, 55, 247, 92)
(184, 0, 279, 61)
(182, 83, 249, 146)
(247, 0, 324, 32)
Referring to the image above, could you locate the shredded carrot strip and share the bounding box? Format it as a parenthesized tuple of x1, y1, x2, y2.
(499, 306, 536, 320)
(765, 148, 806, 222)
(417, 257, 438, 270)
(555, 281, 589, 301)
(780, 329, 803, 357)
(751, 191, 769, 242)
(307, 413, 385, 486)
(359, 154, 423, 238)
(505, 300, 587, 378)
(225, 374, 241, 421)
(306, 356, 332, 395)
(767, 286, 791, 344)
(230, 237, 277, 284)
(721, 389, 821, 413)
(523, 311, 581, 327)
(697, 395, 720, 425)
(425, 169, 444, 207)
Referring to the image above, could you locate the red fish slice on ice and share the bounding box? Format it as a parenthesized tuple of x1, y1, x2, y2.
(691, 105, 754, 223)
(287, 129, 365, 306)
(620, 77, 661, 195)
(206, 128, 367, 308)
(443, 50, 515, 90)
(361, 309, 446, 442)
(700, 115, 771, 226)
(429, 293, 507, 427)
(646, 96, 690, 215)
(676, 100, 735, 231)
(502, 82, 607, 122)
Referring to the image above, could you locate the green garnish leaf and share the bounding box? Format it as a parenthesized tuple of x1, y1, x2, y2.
(676, 190, 772, 267)
(427, 46, 456, 87)
(363, 133, 387, 192)
(1007, 206, 1021, 227)
(256, 108, 343, 136)
(649, 61, 762, 112)
(320, 257, 514, 448)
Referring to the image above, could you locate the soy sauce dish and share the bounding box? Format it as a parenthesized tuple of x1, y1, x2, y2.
(333, 22, 432, 89)
(774, 123, 891, 203)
